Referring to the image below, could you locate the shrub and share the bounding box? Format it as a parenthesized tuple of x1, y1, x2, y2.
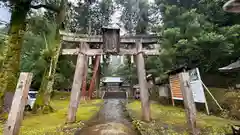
(221, 91, 240, 119)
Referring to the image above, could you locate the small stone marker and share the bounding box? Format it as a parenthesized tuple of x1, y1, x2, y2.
(4, 72, 33, 135)
(179, 72, 198, 135)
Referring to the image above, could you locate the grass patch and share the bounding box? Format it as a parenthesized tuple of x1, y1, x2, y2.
(127, 100, 240, 135)
(51, 91, 71, 100)
(0, 99, 103, 135)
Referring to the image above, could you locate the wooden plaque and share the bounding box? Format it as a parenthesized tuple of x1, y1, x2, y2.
(102, 27, 120, 54)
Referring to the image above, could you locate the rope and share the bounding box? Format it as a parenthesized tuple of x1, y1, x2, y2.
(135, 51, 144, 55)
(78, 51, 88, 56)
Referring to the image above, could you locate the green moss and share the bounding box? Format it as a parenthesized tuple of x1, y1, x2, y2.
(0, 99, 103, 135)
(127, 100, 240, 134)
(0, 1, 32, 110)
(52, 91, 70, 100)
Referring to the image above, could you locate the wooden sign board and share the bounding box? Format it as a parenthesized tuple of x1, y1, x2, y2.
(169, 68, 207, 103)
(169, 74, 183, 100)
(102, 27, 120, 54)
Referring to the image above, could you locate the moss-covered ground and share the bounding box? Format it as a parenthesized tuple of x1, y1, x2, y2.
(0, 98, 103, 135)
(127, 100, 240, 135)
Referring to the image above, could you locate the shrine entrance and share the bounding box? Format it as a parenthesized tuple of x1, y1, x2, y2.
(60, 27, 160, 123)
(100, 77, 126, 99)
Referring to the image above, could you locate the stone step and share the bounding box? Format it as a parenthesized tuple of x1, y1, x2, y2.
(103, 92, 127, 99)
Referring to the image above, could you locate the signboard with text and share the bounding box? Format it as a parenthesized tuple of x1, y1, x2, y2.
(169, 68, 206, 103)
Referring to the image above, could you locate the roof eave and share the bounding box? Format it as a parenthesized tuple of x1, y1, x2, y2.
(223, 0, 240, 13)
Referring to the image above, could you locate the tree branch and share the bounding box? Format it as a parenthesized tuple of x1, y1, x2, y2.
(30, 4, 60, 13)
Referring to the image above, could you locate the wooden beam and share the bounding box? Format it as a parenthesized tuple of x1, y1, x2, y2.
(61, 48, 160, 56)
(67, 43, 88, 123)
(60, 30, 158, 39)
(60, 30, 159, 44)
(179, 72, 198, 135)
(61, 49, 79, 55)
(135, 41, 151, 122)
(4, 72, 33, 135)
(62, 36, 158, 44)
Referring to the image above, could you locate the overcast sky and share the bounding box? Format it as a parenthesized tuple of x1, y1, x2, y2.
(0, 6, 10, 23)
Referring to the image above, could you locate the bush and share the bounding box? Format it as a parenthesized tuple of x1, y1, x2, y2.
(206, 88, 240, 119)
(221, 91, 240, 119)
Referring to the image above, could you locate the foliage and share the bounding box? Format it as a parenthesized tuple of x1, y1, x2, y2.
(71, 0, 114, 34)
(0, 30, 7, 67)
(16, 15, 76, 91)
(222, 91, 240, 119)
(0, 0, 68, 111)
(113, 63, 138, 84)
(32, 0, 68, 112)
(151, 0, 240, 76)
(117, 0, 150, 34)
(116, 0, 139, 34)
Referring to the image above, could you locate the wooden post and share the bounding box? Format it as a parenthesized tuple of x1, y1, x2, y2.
(179, 72, 198, 135)
(95, 57, 101, 98)
(135, 41, 151, 122)
(196, 68, 209, 115)
(169, 76, 175, 106)
(4, 72, 33, 135)
(88, 55, 101, 99)
(204, 97, 210, 115)
(81, 56, 88, 100)
(67, 43, 87, 123)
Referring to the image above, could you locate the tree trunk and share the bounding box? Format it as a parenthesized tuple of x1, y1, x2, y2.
(0, 1, 31, 112)
(44, 31, 61, 104)
(33, 28, 62, 113)
(33, 0, 67, 112)
(32, 61, 55, 113)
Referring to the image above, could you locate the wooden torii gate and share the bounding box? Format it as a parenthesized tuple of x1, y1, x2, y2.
(60, 27, 161, 123)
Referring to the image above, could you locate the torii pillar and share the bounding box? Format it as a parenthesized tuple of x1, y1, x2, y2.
(67, 43, 88, 123)
(135, 41, 151, 122)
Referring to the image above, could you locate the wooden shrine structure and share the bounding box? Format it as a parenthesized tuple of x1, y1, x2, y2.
(60, 27, 160, 122)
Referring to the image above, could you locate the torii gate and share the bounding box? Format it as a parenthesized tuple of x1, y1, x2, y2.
(60, 27, 161, 123)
